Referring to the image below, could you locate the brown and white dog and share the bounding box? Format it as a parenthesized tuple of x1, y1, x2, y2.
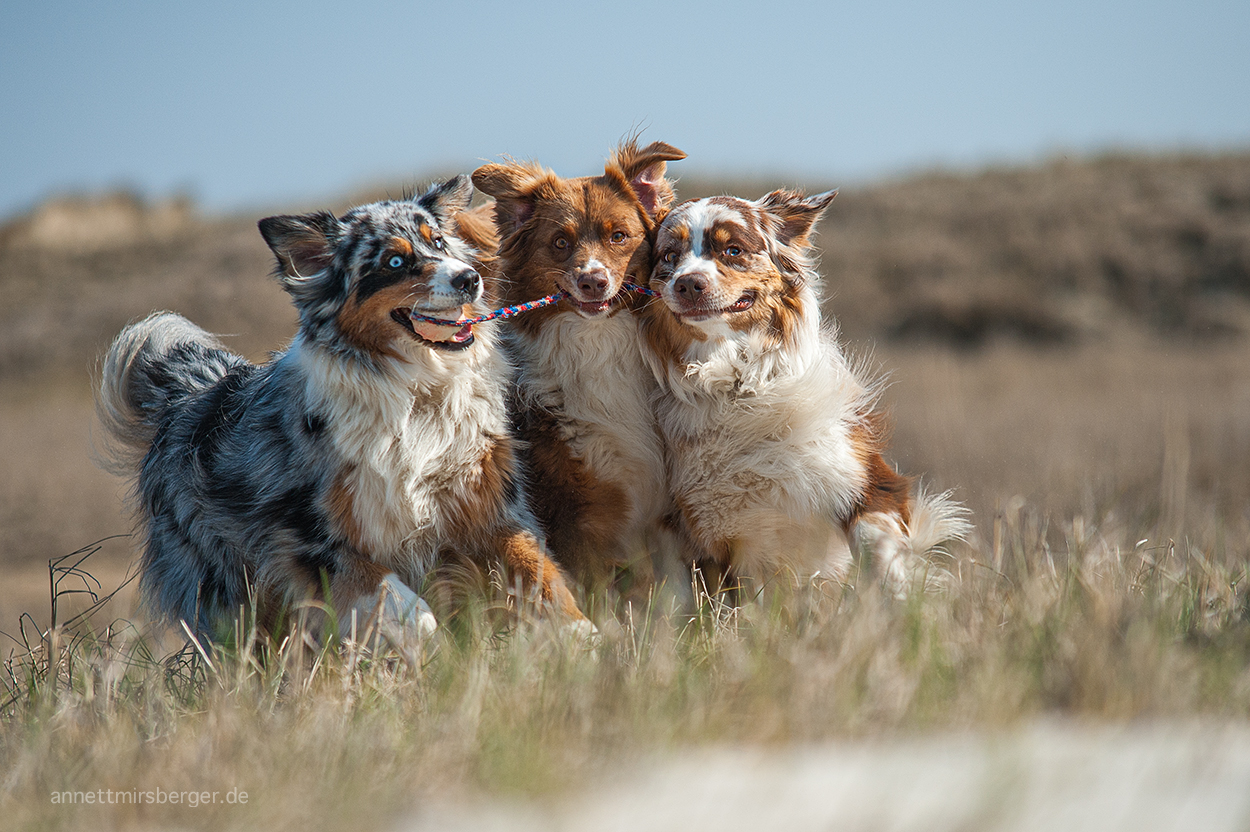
(472, 140, 690, 605)
(642, 190, 969, 595)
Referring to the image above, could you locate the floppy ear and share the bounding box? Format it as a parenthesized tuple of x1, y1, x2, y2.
(757, 189, 837, 248)
(472, 160, 553, 235)
(608, 139, 687, 217)
(258, 211, 340, 281)
(452, 201, 500, 254)
(418, 174, 474, 225)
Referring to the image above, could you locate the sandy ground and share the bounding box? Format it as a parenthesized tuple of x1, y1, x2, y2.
(405, 721, 1250, 832)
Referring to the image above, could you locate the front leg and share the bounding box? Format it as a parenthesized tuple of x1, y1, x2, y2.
(331, 558, 437, 645)
(494, 529, 590, 626)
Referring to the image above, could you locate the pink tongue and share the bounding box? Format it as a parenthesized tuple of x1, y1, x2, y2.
(411, 303, 475, 343)
(412, 316, 471, 343)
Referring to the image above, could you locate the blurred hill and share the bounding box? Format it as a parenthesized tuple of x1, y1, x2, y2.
(687, 152, 1250, 346)
(818, 153, 1250, 345)
(1, 150, 1248, 627)
(2, 152, 1248, 388)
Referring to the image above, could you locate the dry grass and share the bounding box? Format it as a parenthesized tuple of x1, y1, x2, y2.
(2, 153, 1249, 828)
(2, 510, 1248, 830)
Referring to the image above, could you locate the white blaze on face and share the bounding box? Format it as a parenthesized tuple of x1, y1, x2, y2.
(661, 200, 752, 341)
(663, 203, 709, 301)
(673, 199, 748, 279)
(427, 256, 480, 305)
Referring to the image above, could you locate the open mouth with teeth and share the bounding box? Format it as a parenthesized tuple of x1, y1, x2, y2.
(679, 291, 757, 322)
(393, 308, 475, 351)
(568, 296, 617, 316)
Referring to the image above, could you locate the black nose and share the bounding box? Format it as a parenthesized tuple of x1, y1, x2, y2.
(673, 274, 707, 298)
(450, 268, 480, 293)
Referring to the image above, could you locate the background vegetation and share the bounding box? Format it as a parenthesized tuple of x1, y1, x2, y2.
(1, 151, 1248, 830)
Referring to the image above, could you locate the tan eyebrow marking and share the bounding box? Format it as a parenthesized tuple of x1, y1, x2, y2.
(390, 236, 414, 255)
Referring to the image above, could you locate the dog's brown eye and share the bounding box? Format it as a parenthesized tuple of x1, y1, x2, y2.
(725, 245, 743, 257)
(553, 236, 569, 250)
(610, 231, 627, 244)
(662, 251, 678, 265)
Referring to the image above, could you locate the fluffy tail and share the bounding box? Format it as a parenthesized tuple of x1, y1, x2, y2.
(906, 485, 973, 560)
(96, 312, 243, 474)
(890, 485, 972, 594)
(852, 484, 972, 596)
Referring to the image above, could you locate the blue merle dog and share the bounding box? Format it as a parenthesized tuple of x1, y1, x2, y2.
(96, 176, 587, 641)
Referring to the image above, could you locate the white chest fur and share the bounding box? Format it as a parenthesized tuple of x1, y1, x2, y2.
(656, 329, 872, 577)
(297, 339, 511, 570)
(514, 311, 669, 527)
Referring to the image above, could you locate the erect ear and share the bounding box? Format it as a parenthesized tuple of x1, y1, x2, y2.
(418, 174, 474, 225)
(257, 211, 340, 280)
(608, 139, 687, 217)
(472, 160, 553, 235)
(757, 189, 837, 248)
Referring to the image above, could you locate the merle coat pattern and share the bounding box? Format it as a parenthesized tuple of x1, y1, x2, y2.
(97, 177, 586, 638)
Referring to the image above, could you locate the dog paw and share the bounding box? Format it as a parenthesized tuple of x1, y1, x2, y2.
(387, 595, 438, 642)
(353, 573, 438, 647)
(561, 617, 600, 646)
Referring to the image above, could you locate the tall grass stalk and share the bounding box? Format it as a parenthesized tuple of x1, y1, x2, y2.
(2, 506, 1248, 830)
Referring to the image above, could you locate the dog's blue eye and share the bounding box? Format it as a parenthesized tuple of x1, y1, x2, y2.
(432, 236, 446, 251)
(725, 246, 743, 257)
(387, 255, 404, 269)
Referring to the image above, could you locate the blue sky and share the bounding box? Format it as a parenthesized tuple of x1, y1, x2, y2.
(2, 0, 1248, 219)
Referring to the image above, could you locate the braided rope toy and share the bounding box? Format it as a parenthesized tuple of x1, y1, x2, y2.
(410, 282, 660, 327)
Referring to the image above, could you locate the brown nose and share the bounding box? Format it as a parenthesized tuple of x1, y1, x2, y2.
(576, 268, 610, 299)
(673, 273, 708, 299)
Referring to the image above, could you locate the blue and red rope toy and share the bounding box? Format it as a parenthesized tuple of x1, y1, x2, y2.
(410, 282, 660, 327)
